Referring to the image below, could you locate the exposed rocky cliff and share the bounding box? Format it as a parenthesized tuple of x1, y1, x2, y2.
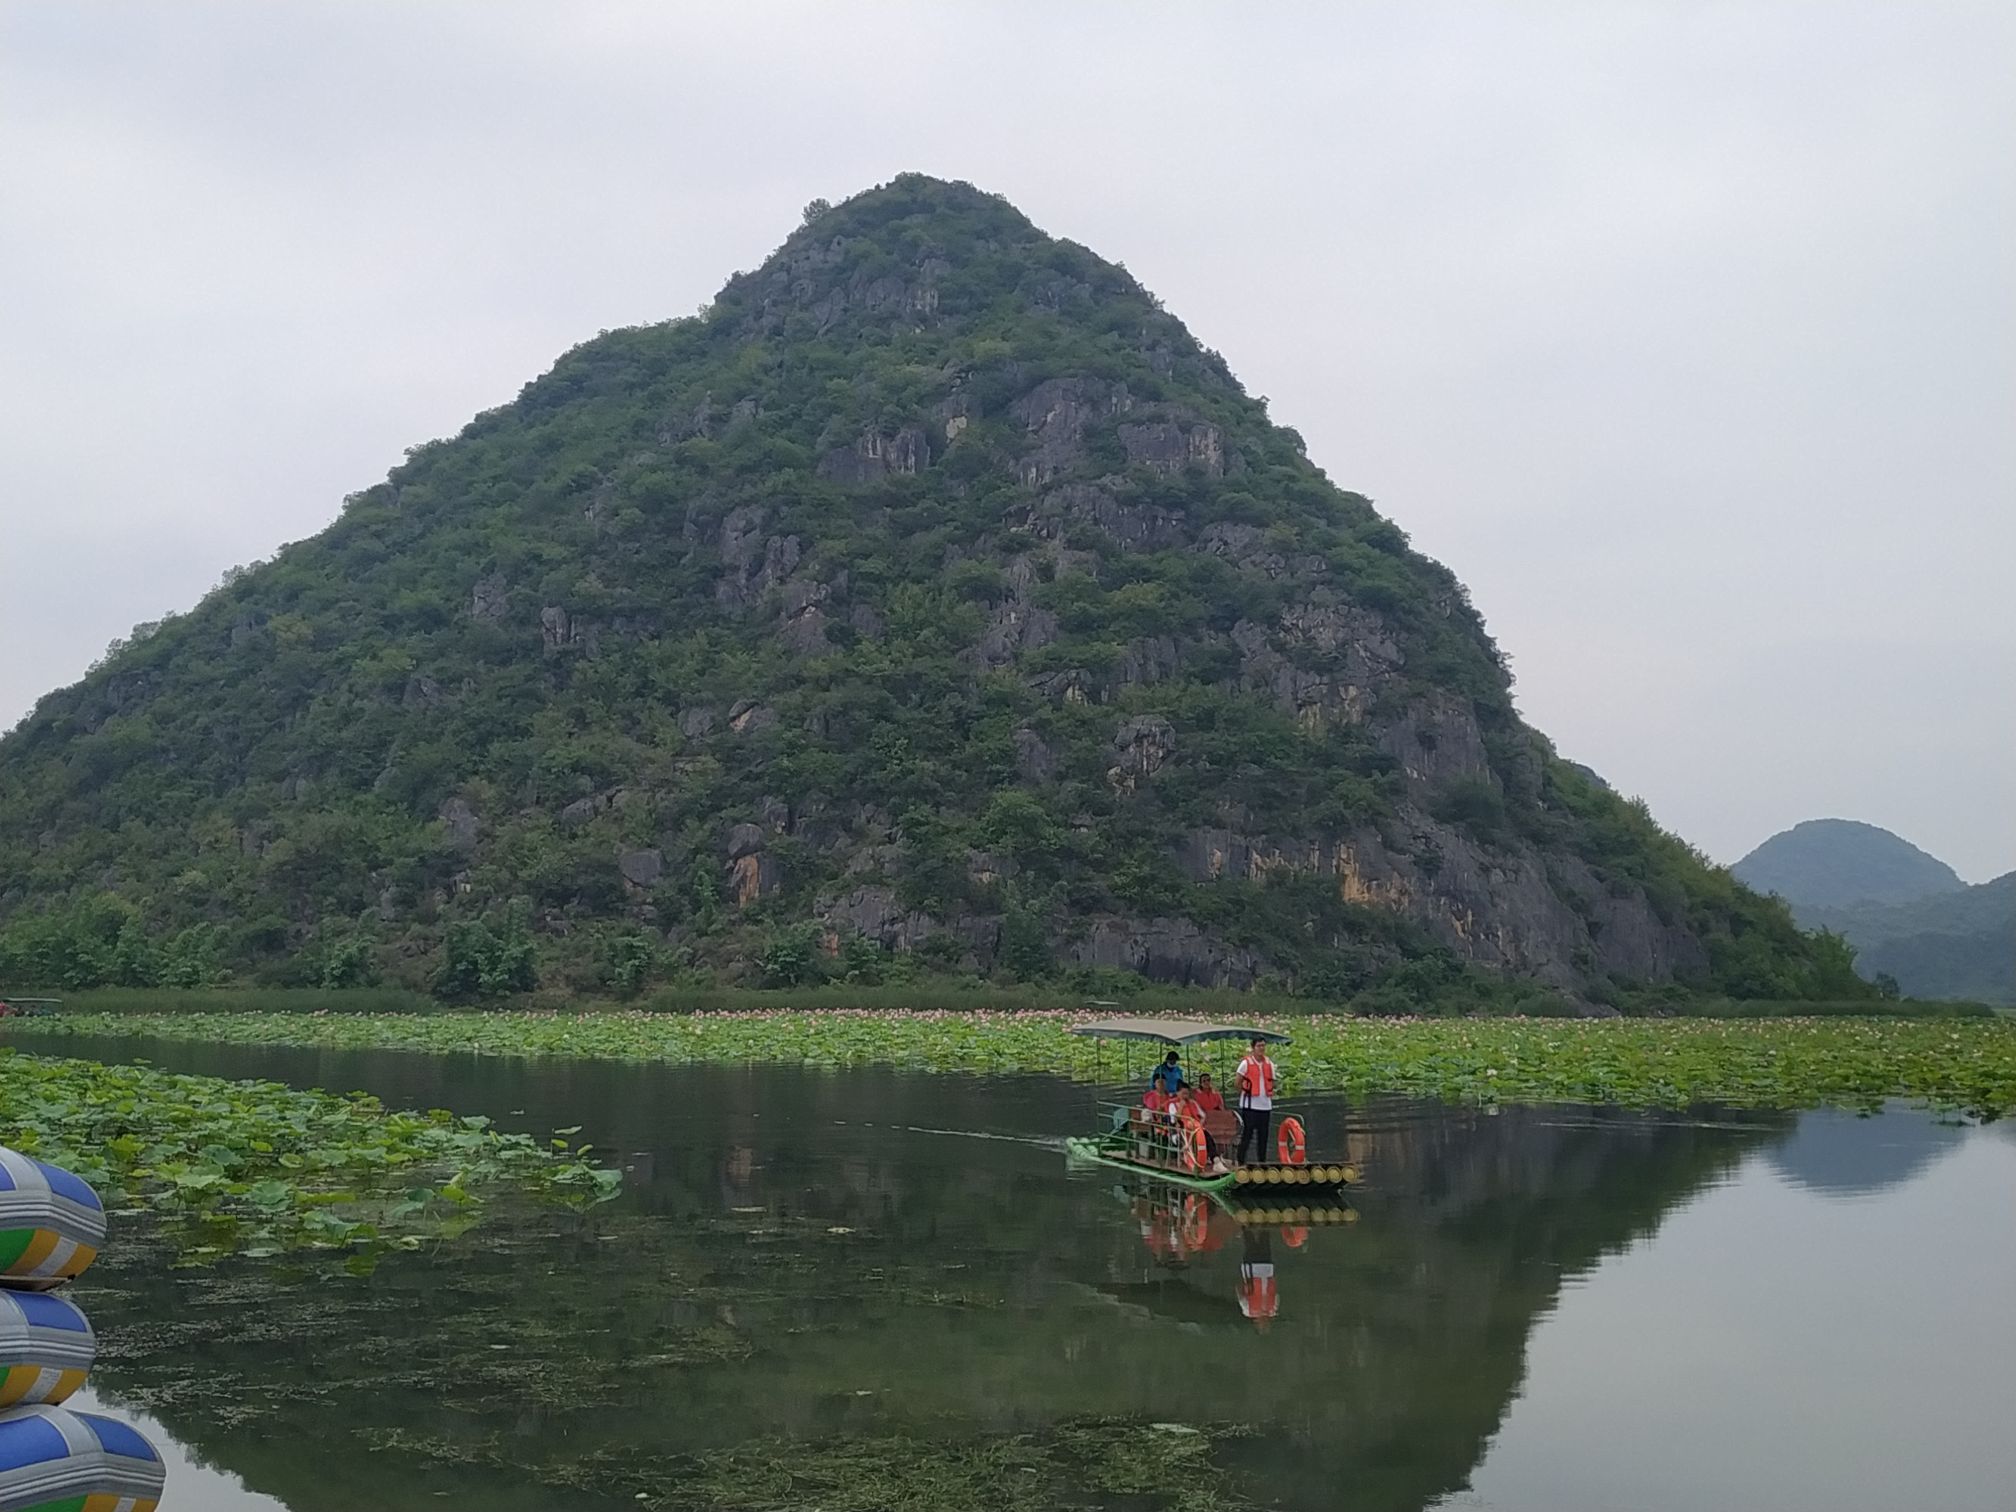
(0, 175, 1839, 1002)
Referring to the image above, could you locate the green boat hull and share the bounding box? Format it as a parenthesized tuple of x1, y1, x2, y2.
(1064, 1136, 1361, 1198)
(1062, 1136, 1240, 1193)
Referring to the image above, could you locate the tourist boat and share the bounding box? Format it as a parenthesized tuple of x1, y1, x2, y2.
(1062, 1017, 1361, 1198)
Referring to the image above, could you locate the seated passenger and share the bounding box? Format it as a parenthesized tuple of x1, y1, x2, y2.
(1191, 1073, 1225, 1116)
(1170, 1083, 1227, 1171)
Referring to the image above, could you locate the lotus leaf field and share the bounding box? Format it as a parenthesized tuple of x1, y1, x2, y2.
(0, 1048, 620, 1263)
(20, 1008, 2016, 1119)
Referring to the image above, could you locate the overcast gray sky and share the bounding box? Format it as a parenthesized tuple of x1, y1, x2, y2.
(3, 2, 2010, 879)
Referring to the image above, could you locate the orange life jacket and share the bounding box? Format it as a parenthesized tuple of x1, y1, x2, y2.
(1239, 1268, 1279, 1320)
(1235, 1053, 1275, 1102)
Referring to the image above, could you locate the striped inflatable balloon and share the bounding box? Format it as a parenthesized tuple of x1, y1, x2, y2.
(0, 1405, 163, 1512)
(0, 1294, 94, 1409)
(0, 1152, 105, 1292)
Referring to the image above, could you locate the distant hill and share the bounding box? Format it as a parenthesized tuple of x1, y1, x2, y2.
(0, 175, 1857, 1004)
(1807, 873, 2015, 1006)
(1733, 819, 1963, 911)
(1735, 821, 2009, 1004)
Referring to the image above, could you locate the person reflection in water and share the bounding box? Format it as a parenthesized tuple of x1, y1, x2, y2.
(1238, 1227, 1278, 1329)
(718, 1143, 757, 1207)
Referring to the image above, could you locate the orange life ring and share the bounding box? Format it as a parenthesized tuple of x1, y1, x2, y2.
(1276, 1116, 1306, 1165)
(1179, 1115, 1209, 1173)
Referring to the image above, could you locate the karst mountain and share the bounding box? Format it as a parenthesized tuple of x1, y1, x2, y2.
(1735, 820, 2011, 1004)
(0, 175, 1848, 1004)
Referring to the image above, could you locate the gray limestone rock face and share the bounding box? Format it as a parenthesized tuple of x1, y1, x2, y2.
(1031, 482, 1187, 551)
(972, 599, 1060, 668)
(965, 849, 1019, 886)
(1172, 815, 1708, 992)
(1118, 420, 1225, 478)
(438, 797, 480, 851)
(759, 534, 803, 591)
(1374, 692, 1497, 795)
(1279, 597, 1402, 666)
(678, 706, 718, 739)
(713, 505, 771, 609)
(618, 848, 663, 888)
(725, 822, 768, 860)
(727, 850, 784, 908)
(1109, 715, 1176, 792)
(468, 573, 510, 622)
(540, 605, 580, 653)
(779, 605, 830, 653)
(1013, 727, 1058, 783)
(816, 426, 930, 484)
(1114, 636, 1181, 689)
(559, 795, 603, 830)
(728, 700, 778, 735)
(819, 885, 940, 951)
(1066, 916, 1259, 989)
(1010, 377, 1133, 484)
(1029, 668, 1096, 706)
(776, 572, 842, 653)
(1200, 526, 1285, 580)
(401, 675, 445, 711)
(1229, 618, 1375, 727)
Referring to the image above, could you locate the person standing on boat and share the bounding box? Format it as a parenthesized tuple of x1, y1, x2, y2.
(1233, 1037, 1276, 1164)
(1148, 1050, 1184, 1098)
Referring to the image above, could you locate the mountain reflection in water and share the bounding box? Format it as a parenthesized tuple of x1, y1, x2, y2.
(10, 1031, 2013, 1512)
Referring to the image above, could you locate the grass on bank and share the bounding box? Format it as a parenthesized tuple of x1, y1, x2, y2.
(0, 1048, 619, 1264)
(15, 1009, 2015, 1119)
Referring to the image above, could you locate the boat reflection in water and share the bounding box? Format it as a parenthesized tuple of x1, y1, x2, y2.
(1107, 1178, 1359, 1331)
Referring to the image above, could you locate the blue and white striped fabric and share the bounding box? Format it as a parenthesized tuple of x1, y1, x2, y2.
(0, 1404, 164, 1511)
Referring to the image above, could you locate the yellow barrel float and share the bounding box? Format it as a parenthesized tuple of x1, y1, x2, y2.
(0, 1151, 104, 1291)
(0, 1294, 93, 1408)
(0, 1404, 164, 1510)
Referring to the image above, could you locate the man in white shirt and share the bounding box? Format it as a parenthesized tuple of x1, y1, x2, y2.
(1233, 1036, 1276, 1164)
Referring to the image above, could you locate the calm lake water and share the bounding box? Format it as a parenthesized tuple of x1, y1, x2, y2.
(8, 1029, 2015, 1512)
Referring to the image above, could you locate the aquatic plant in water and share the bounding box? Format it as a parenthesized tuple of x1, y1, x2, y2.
(19, 1009, 2016, 1117)
(0, 1049, 620, 1263)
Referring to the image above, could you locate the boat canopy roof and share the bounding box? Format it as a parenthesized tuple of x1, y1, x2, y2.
(1069, 1017, 1289, 1046)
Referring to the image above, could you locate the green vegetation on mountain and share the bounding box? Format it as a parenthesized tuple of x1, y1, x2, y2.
(0, 176, 1855, 1007)
(1733, 818, 1963, 911)
(1807, 872, 2015, 1005)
